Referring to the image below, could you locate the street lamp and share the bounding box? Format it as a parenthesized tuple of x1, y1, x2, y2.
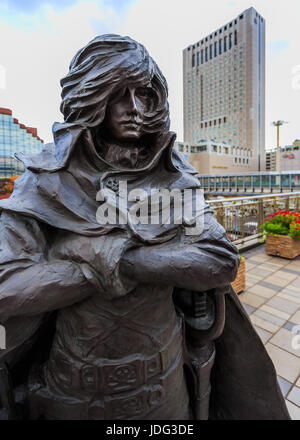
(272, 121, 289, 172)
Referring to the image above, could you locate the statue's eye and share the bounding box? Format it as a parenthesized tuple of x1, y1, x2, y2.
(136, 88, 152, 99)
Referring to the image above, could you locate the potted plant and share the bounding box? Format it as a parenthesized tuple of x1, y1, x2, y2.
(261, 210, 300, 259)
(232, 255, 246, 294)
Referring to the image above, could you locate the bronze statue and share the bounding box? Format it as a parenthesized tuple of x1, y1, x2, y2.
(0, 35, 290, 420)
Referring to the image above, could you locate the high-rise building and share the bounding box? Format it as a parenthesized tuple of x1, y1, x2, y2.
(0, 107, 44, 178)
(183, 7, 265, 173)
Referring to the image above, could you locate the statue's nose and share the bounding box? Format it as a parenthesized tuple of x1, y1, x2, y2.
(126, 87, 138, 114)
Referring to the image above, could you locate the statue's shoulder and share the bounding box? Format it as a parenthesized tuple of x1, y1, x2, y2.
(172, 148, 198, 180)
(171, 148, 198, 175)
(15, 142, 59, 172)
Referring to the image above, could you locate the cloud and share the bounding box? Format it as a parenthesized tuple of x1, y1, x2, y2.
(103, 0, 136, 11)
(0, 0, 77, 13)
(268, 40, 290, 53)
(0, 0, 134, 14)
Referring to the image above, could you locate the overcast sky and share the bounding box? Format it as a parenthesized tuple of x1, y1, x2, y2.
(0, 0, 299, 149)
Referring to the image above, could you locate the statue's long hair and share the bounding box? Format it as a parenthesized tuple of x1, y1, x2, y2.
(60, 34, 170, 135)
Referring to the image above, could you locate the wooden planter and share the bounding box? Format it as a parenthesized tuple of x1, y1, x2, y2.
(266, 234, 300, 259)
(232, 256, 246, 294)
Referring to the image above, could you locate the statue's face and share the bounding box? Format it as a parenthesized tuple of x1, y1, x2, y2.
(103, 85, 155, 143)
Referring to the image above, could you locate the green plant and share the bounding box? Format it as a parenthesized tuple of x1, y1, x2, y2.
(260, 210, 300, 240)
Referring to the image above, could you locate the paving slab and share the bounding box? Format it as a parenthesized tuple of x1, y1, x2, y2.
(287, 387, 300, 407)
(239, 291, 266, 308)
(247, 284, 278, 299)
(269, 328, 300, 358)
(285, 400, 300, 420)
(266, 296, 299, 315)
(265, 343, 300, 383)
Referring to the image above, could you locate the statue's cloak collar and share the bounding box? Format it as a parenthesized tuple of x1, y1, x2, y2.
(0, 123, 200, 242)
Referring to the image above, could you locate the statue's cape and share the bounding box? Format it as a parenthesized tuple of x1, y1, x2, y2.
(209, 288, 290, 420)
(0, 124, 290, 420)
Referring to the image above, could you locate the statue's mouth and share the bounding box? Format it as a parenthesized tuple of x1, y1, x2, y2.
(122, 120, 140, 128)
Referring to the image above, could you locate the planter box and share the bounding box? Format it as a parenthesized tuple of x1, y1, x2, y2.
(232, 257, 246, 294)
(266, 234, 300, 259)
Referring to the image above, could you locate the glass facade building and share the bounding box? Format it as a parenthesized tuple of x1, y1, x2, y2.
(0, 107, 44, 178)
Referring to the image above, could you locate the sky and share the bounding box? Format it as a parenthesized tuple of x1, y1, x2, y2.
(0, 0, 300, 149)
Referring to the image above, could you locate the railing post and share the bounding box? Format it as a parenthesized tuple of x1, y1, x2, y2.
(260, 174, 262, 193)
(216, 203, 225, 228)
(241, 201, 245, 239)
(258, 199, 264, 228)
(285, 196, 290, 211)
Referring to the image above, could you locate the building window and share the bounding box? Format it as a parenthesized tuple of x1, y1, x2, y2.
(219, 39, 222, 55)
(234, 30, 237, 45)
(229, 33, 232, 49)
(209, 44, 212, 59)
(205, 47, 208, 62)
(224, 36, 227, 52)
(214, 41, 217, 57)
(240, 14, 243, 20)
(197, 52, 200, 66)
(201, 49, 204, 64)
(192, 54, 195, 68)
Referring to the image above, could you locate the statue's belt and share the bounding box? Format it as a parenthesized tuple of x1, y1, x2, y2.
(30, 352, 187, 420)
(47, 323, 183, 395)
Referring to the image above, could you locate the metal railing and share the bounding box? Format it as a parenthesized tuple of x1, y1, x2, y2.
(207, 192, 300, 250)
(199, 171, 300, 194)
